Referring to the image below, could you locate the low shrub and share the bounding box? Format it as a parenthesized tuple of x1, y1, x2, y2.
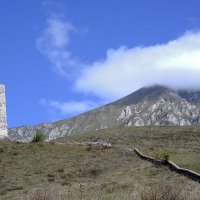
(78, 168, 102, 178)
(0, 147, 4, 153)
(31, 133, 45, 143)
(47, 173, 55, 178)
(85, 145, 92, 151)
(155, 150, 171, 161)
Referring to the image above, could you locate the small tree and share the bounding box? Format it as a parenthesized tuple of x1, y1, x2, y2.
(31, 132, 45, 143)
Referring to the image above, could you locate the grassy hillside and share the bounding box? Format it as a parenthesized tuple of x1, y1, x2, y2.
(1, 126, 200, 199)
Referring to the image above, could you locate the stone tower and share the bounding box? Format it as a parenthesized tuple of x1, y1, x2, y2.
(0, 85, 8, 138)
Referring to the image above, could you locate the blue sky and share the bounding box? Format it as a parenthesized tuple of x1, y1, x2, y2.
(1, 0, 200, 128)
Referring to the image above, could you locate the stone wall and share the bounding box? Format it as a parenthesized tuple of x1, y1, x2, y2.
(134, 148, 200, 183)
(0, 85, 8, 138)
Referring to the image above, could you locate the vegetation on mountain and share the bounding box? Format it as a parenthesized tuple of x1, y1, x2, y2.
(31, 132, 45, 143)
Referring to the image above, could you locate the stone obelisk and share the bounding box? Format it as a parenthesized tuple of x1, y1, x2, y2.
(0, 85, 8, 138)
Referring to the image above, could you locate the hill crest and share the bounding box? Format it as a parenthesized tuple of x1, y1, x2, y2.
(9, 85, 200, 142)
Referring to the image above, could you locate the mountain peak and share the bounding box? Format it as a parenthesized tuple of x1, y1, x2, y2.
(8, 85, 200, 142)
(112, 84, 172, 106)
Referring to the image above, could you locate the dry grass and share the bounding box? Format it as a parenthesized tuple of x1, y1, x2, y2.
(141, 184, 185, 200)
(28, 188, 56, 200)
(1, 126, 200, 199)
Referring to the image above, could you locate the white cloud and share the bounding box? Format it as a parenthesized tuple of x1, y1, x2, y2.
(37, 17, 200, 116)
(36, 17, 82, 77)
(76, 31, 200, 100)
(40, 99, 98, 116)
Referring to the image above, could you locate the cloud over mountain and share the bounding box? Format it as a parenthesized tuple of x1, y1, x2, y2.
(76, 31, 200, 100)
(37, 17, 200, 115)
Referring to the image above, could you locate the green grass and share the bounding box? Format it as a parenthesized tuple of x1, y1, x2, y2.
(1, 126, 200, 199)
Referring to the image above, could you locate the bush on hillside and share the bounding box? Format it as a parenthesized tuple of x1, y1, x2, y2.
(155, 150, 171, 161)
(31, 133, 45, 143)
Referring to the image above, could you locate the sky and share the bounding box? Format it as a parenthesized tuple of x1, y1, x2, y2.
(1, 0, 200, 128)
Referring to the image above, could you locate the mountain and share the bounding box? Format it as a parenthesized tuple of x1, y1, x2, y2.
(8, 85, 200, 142)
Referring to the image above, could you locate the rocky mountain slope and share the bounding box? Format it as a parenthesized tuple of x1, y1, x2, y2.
(8, 85, 200, 142)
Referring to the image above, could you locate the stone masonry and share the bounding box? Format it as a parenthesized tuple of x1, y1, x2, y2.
(0, 85, 8, 138)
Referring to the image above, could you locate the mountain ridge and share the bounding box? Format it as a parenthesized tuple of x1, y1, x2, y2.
(8, 85, 200, 142)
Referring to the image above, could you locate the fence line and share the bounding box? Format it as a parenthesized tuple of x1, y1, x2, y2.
(134, 148, 200, 183)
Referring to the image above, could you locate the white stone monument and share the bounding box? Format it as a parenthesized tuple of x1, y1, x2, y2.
(0, 84, 8, 138)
